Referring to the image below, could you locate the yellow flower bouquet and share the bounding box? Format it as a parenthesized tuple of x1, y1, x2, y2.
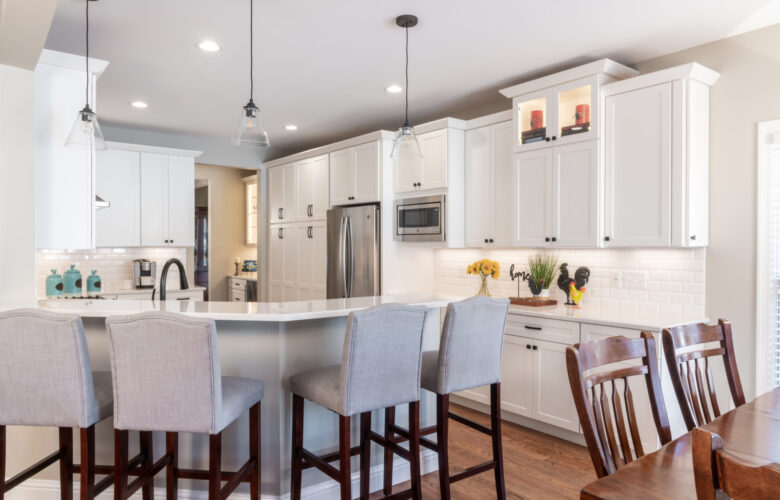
(466, 259, 500, 296)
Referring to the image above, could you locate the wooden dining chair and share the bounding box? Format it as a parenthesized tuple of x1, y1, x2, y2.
(662, 320, 746, 431)
(566, 333, 672, 478)
(692, 428, 780, 499)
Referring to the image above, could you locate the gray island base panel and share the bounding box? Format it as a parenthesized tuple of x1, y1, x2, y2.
(0, 295, 453, 499)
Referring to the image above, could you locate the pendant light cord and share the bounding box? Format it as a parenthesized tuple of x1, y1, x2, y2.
(250, 0, 254, 101)
(85, 0, 90, 107)
(404, 24, 409, 124)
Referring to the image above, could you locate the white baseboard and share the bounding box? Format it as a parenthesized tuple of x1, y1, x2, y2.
(6, 450, 438, 500)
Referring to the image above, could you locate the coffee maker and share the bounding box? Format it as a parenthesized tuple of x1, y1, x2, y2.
(133, 259, 156, 289)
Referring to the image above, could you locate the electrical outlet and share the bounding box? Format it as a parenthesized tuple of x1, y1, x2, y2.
(609, 271, 623, 288)
(623, 271, 648, 290)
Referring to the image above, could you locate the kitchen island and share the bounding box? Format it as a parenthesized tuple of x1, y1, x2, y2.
(1, 295, 454, 499)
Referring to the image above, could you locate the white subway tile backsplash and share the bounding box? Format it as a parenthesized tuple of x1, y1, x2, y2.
(434, 248, 704, 317)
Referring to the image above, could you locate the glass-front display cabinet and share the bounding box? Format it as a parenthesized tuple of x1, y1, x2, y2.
(513, 76, 598, 152)
(244, 175, 258, 245)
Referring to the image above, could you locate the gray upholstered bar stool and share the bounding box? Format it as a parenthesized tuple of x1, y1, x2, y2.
(384, 297, 510, 500)
(289, 304, 427, 500)
(105, 312, 264, 500)
(0, 309, 115, 500)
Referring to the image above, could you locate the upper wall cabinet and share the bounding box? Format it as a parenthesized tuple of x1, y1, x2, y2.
(602, 63, 719, 248)
(500, 59, 638, 154)
(329, 142, 380, 206)
(95, 149, 140, 247)
(394, 127, 464, 194)
(34, 50, 109, 250)
(269, 154, 329, 223)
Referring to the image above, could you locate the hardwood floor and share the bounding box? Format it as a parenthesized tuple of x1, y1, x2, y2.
(372, 403, 596, 499)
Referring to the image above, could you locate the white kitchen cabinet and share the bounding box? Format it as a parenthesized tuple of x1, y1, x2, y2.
(394, 128, 449, 193)
(329, 142, 380, 206)
(534, 339, 580, 432)
(96, 149, 140, 247)
(34, 50, 108, 250)
(514, 149, 552, 246)
(602, 63, 718, 248)
(268, 221, 326, 302)
(295, 221, 327, 301)
(465, 121, 515, 247)
(268, 225, 284, 302)
(140, 152, 195, 247)
(268, 166, 284, 224)
(297, 155, 329, 220)
(269, 162, 298, 223)
(499, 335, 535, 417)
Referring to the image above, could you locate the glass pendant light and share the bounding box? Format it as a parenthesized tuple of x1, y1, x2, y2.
(391, 14, 422, 160)
(66, 0, 106, 150)
(233, 0, 270, 147)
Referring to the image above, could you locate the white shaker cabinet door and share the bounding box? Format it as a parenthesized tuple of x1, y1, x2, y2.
(295, 224, 313, 301)
(514, 149, 553, 247)
(268, 225, 284, 302)
(311, 155, 330, 218)
(269, 166, 284, 223)
(533, 339, 580, 432)
(605, 82, 672, 247)
(280, 225, 298, 301)
(353, 142, 380, 203)
(329, 148, 354, 206)
(282, 163, 298, 221)
(394, 143, 421, 194)
(552, 140, 599, 247)
(297, 158, 314, 222)
(492, 121, 516, 246)
(167, 155, 195, 247)
(311, 221, 327, 299)
(501, 335, 534, 418)
(420, 128, 448, 190)
(140, 153, 169, 246)
(465, 126, 492, 247)
(96, 149, 140, 247)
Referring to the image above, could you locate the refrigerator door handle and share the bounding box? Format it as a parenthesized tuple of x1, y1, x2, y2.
(346, 216, 354, 298)
(340, 216, 348, 298)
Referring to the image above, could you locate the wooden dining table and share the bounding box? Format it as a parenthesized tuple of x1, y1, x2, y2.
(581, 387, 780, 499)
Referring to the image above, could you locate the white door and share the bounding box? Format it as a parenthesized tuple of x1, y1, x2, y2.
(465, 126, 492, 247)
(311, 155, 330, 218)
(420, 129, 448, 190)
(514, 149, 552, 247)
(501, 336, 534, 417)
(140, 153, 169, 246)
(533, 340, 580, 432)
(605, 83, 672, 247)
(282, 163, 298, 221)
(280, 225, 298, 301)
(297, 158, 314, 220)
(552, 140, 599, 247)
(353, 142, 380, 203)
(296, 224, 313, 301)
(311, 221, 327, 299)
(268, 225, 283, 301)
(96, 149, 140, 247)
(492, 121, 516, 246)
(167, 155, 195, 247)
(329, 148, 354, 206)
(269, 166, 284, 223)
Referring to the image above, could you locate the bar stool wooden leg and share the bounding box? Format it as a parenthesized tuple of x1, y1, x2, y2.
(290, 395, 304, 500)
(437, 394, 451, 500)
(114, 430, 128, 500)
(359, 412, 371, 499)
(249, 402, 261, 500)
(491, 384, 506, 500)
(338, 415, 351, 500)
(166, 432, 178, 500)
(80, 426, 95, 500)
(382, 407, 395, 496)
(209, 433, 222, 500)
(139, 432, 153, 500)
(0, 425, 5, 500)
(58, 428, 73, 500)
(408, 401, 422, 500)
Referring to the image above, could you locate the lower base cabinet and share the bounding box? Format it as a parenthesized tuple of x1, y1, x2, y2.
(269, 221, 326, 302)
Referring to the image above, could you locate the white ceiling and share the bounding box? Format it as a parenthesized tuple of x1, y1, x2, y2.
(44, 0, 780, 161)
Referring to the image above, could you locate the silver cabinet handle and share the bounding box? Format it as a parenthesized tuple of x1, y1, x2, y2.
(307, 226, 313, 239)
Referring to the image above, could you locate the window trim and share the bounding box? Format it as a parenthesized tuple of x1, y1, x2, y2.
(756, 119, 780, 394)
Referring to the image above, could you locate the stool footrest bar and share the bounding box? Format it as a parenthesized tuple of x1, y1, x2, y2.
(301, 445, 360, 470)
(450, 460, 496, 483)
(369, 431, 410, 461)
(220, 457, 257, 498)
(448, 411, 493, 436)
(301, 448, 341, 482)
(4, 448, 63, 491)
(126, 452, 172, 498)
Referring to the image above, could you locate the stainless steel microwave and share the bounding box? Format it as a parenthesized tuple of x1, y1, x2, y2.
(393, 194, 445, 242)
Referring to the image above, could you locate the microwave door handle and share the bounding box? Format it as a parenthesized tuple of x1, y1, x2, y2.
(340, 216, 348, 298)
(346, 216, 354, 298)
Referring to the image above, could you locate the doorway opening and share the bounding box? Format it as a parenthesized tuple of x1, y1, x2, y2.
(194, 180, 209, 300)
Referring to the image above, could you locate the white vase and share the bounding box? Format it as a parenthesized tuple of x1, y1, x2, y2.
(539, 289, 550, 298)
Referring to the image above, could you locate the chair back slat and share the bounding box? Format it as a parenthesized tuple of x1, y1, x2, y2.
(693, 428, 780, 499)
(567, 333, 672, 478)
(663, 319, 746, 431)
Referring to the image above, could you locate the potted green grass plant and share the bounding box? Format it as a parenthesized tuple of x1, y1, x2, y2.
(527, 253, 558, 298)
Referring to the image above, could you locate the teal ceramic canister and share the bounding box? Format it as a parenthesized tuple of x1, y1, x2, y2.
(46, 269, 64, 297)
(63, 265, 82, 295)
(87, 270, 102, 293)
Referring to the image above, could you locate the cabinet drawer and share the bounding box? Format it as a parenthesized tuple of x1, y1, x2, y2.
(581, 323, 660, 359)
(506, 314, 579, 344)
(229, 278, 246, 291)
(229, 288, 245, 302)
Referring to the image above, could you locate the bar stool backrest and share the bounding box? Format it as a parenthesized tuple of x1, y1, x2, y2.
(434, 297, 510, 394)
(0, 308, 98, 427)
(106, 312, 222, 434)
(339, 304, 427, 416)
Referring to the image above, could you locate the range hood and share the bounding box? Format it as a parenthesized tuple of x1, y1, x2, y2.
(95, 195, 110, 210)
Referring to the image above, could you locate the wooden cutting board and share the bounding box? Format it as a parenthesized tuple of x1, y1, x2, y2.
(509, 296, 558, 307)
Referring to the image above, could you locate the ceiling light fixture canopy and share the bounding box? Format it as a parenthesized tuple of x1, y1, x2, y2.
(390, 14, 422, 160)
(232, 0, 269, 148)
(66, 0, 106, 150)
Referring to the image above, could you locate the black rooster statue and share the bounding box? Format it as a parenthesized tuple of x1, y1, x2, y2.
(557, 263, 591, 305)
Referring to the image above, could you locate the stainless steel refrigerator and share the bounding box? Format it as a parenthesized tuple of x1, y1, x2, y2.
(326, 204, 380, 299)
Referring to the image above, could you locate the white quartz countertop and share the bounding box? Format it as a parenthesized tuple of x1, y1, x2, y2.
(508, 303, 706, 331)
(21, 294, 456, 322)
(96, 286, 207, 296)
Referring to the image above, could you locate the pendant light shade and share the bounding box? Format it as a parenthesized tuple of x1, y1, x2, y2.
(233, 0, 270, 148)
(66, 0, 106, 151)
(391, 14, 422, 160)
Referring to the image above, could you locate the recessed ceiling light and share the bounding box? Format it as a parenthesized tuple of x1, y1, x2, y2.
(285, 124, 298, 131)
(198, 40, 221, 52)
(386, 84, 403, 93)
(131, 101, 148, 109)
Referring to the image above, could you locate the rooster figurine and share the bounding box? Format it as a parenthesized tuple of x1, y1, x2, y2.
(558, 263, 590, 306)
(568, 282, 586, 306)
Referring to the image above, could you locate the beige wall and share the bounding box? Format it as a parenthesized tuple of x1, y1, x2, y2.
(194, 164, 258, 301)
(635, 23, 780, 399)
